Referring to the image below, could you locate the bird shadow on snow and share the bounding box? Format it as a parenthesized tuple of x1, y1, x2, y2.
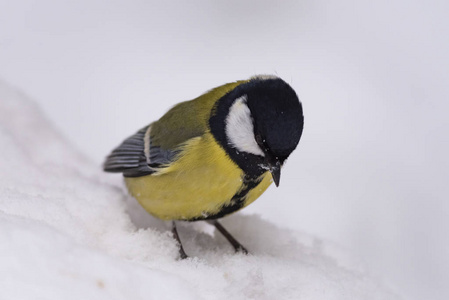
(120, 192, 403, 299)
(123, 188, 330, 262)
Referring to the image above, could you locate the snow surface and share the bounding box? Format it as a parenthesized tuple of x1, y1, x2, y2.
(0, 82, 402, 299)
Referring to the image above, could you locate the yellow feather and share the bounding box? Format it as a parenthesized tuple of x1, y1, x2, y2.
(125, 132, 273, 220)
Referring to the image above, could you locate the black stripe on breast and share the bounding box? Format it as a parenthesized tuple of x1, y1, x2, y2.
(190, 174, 263, 221)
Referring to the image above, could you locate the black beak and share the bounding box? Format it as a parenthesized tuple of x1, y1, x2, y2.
(265, 154, 281, 187)
(270, 165, 281, 187)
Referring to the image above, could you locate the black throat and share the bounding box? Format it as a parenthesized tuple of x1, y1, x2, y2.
(191, 174, 263, 220)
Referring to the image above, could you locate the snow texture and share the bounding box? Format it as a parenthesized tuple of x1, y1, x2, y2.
(0, 81, 402, 299)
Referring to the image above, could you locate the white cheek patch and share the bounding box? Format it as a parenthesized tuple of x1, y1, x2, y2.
(225, 95, 265, 157)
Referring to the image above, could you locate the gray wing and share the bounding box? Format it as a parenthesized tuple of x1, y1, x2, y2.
(103, 125, 178, 177)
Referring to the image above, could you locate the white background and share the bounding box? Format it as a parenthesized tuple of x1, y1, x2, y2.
(1, 1, 448, 299)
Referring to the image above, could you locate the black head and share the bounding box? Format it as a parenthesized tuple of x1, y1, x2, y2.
(209, 76, 304, 186)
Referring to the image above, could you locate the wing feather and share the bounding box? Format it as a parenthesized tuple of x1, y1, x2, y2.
(103, 126, 155, 177)
(103, 125, 180, 177)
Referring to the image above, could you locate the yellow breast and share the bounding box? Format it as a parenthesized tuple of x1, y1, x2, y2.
(125, 132, 273, 220)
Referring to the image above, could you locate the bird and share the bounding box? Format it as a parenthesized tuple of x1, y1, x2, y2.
(103, 75, 304, 259)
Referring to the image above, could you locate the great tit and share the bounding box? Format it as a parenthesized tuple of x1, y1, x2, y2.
(104, 75, 304, 258)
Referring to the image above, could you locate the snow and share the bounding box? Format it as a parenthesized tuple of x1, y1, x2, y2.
(0, 82, 401, 299)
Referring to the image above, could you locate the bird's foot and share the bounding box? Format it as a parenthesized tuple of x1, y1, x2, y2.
(171, 221, 189, 259)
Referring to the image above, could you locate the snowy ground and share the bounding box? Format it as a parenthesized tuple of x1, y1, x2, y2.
(0, 81, 402, 298)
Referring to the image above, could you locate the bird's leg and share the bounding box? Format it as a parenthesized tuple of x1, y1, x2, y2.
(171, 221, 188, 259)
(207, 220, 248, 254)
